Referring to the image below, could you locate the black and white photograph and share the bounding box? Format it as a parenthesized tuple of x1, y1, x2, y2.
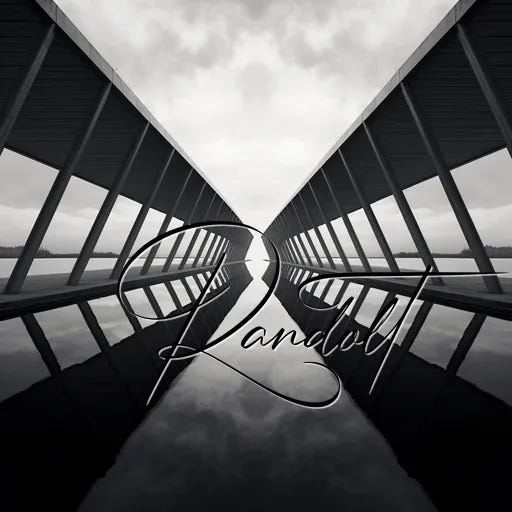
(1, 0, 512, 510)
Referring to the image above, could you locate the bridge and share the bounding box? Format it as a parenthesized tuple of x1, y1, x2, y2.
(264, 0, 512, 319)
(0, 0, 253, 320)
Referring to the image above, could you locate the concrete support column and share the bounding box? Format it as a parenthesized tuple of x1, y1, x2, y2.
(280, 215, 306, 266)
(140, 168, 193, 275)
(320, 168, 371, 272)
(162, 182, 206, 272)
(401, 81, 502, 293)
(0, 24, 55, 153)
(110, 148, 175, 279)
(191, 197, 219, 267)
(457, 22, 512, 159)
(4, 82, 112, 293)
(179, 191, 216, 270)
(277, 217, 302, 265)
(338, 149, 399, 273)
(298, 191, 334, 268)
(68, 122, 149, 285)
(291, 200, 324, 267)
(200, 201, 225, 266)
(286, 208, 313, 266)
(363, 121, 443, 284)
(308, 182, 352, 271)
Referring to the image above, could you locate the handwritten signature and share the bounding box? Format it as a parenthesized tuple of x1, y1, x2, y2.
(116, 222, 502, 409)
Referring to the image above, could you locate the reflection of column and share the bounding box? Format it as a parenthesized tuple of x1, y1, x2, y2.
(0, 25, 55, 153)
(320, 169, 371, 272)
(140, 169, 193, 275)
(368, 301, 433, 409)
(68, 122, 150, 285)
(291, 200, 323, 267)
(457, 22, 512, 159)
(78, 302, 143, 410)
(110, 148, 175, 279)
(5, 82, 112, 293)
(179, 190, 215, 270)
(401, 81, 502, 293)
(162, 183, 206, 272)
(338, 150, 399, 273)
(363, 121, 443, 285)
(415, 313, 486, 432)
(21, 313, 60, 374)
(21, 312, 97, 430)
(308, 183, 352, 271)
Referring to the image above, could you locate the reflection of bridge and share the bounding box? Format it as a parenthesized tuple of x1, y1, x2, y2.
(0, 0, 252, 317)
(265, 0, 512, 316)
(0, 263, 252, 510)
(264, 263, 512, 511)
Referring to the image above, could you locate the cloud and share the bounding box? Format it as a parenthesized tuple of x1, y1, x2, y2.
(3, 0, 509, 254)
(49, 0, 461, 231)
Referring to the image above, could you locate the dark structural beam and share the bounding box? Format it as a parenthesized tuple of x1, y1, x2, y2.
(4, 82, 112, 294)
(0, 24, 55, 153)
(401, 81, 502, 294)
(307, 182, 352, 271)
(282, 214, 307, 266)
(298, 191, 334, 269)
(291, 199, 324, 268)
(287, 207, 314, 267)
(68, 122, 150, 285)
(338, 150, 399, 273)
(200, 200, 225, 267)
(178, 190, 216, 270)
(457, 22, 512, 159)
(140, 168, 193, 276)
(320, 168, 371, 272)
(110, 147, 175, 280)
(191, 197, 219, 267)
(162, 182, 206, 273)
(363, 121, 443, 285)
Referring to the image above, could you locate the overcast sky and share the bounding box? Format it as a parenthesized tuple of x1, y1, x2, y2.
(1, 0, 511, 256)
(53, 0, 463, 229)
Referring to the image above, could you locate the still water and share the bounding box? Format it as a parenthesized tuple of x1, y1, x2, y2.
(0, 259, 511, 510)
(1, 257, 512, 278)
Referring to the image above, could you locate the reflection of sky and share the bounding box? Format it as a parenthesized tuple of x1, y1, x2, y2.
(36, 305, 100, 368)
(79, 264, 434, 511)
(88, 295, 134, 344)
(408, 304, 474, 368)
(458, 316, 512, 405)
(0, 317, 49, 402)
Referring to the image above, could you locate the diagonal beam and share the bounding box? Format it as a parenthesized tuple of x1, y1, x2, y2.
(401, 81, 502, 293)
(68, 122, 150, 285)
(4, 82, 112, 294)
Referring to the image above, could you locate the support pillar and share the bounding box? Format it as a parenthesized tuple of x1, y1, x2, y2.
(110, 147, 176, 279)
(4, 82, 112, 293)
(320, 168, 371, 272)
(401, 81, 502, 293)
(338, 150, 399, 273)
(68, 122, 149, 285)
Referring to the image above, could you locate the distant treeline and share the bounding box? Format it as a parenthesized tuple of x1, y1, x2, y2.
(395, 245, 512, 258)
(0, 246, 118, 258)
